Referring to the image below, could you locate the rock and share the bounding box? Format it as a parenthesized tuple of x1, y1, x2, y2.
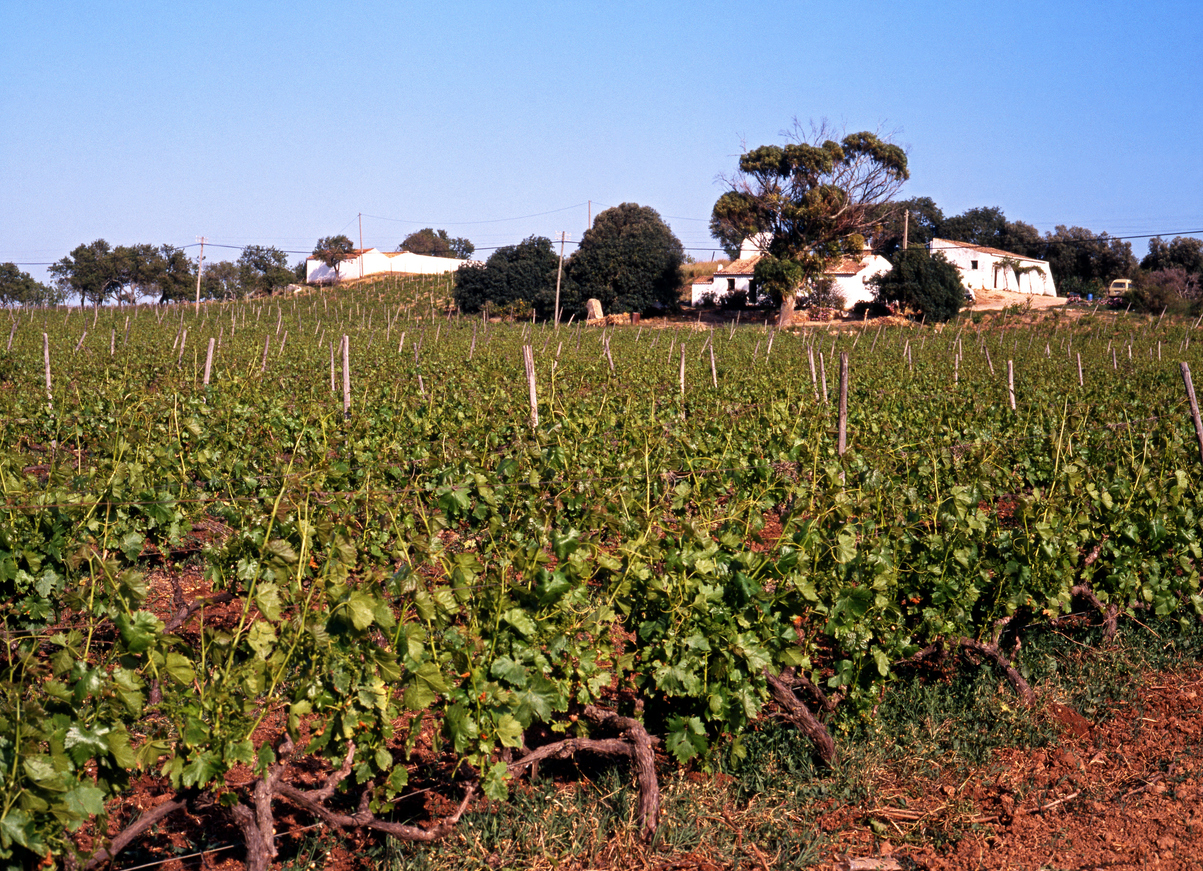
(586, 298, 604, 320)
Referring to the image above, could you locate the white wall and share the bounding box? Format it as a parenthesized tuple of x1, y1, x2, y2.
(306, 249, 467, 283)
(931, 239, 1056, 297)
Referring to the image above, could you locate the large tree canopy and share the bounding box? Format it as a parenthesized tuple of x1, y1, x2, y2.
(711, 123, 909, 325)
(1142, 236, 1203, 276)
(48, 240, 193, 306)
(567, 203, 683, 315)
(238, 245, 294, 297)
(454, 235, 566, 320)
(401, 228, 474, 260)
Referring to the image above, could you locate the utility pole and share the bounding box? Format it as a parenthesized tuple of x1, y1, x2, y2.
(902, 211, 909, 251)
(587, 201, 591, 234)
(554, 232, 565, 327)
(358, 213, 364, 281)
(194, 236, 206, 313)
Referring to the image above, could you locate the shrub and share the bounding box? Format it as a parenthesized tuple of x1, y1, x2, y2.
(1129, 268, 1200, 315)
(871, 248, 964, 323)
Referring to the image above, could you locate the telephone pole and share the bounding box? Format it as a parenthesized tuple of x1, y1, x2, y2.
(194, 236, 206, 312)
(358, 213, 364, 281)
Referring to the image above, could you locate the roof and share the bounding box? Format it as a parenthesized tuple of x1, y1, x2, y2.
(828, 257, 869, 275)
(930, 238, 1049, 265)
(715, 256, 762, 276)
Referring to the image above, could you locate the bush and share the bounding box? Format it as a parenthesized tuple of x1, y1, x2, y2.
(871, 248, 964, 323)
(454, 236, 574, 321)
(1129, 268, 1200, 316)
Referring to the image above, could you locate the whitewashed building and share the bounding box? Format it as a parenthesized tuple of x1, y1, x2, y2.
(826, 248, 893, 309)
(928, 238, 1056, 297)
(306, 248, 467, 284)
(690, 236, 892, 310)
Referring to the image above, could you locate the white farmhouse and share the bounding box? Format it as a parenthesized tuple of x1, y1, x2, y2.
(690, 236, 891, 310)
(306, 248, 467, 284)
(928, 238, 1056, 297)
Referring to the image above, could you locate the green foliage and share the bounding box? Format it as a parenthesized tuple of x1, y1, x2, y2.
(1130, 268, 1200, 315)
(871, 247, 964, 321)
(454, 235, 566, 320)
(237, 245, 294, 297)
(3, 291, 1203, 863)
(567, 203, 683, 314)
(1141, 235, 1203, 276)
(0, 264, 59, 307)
(400, 228, 474, 260)
(752, 255, 803, 308)
(48, 240, 190, 306)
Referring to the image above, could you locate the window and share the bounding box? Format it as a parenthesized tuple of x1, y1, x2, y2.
(727, 278, 736, 291)
(970, 260, 978, 270)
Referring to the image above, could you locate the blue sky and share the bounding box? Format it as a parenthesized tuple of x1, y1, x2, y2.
(3, 0, 1201, 280)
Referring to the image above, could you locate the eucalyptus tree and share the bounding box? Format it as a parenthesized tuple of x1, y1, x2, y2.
(711, 121, 909, 326)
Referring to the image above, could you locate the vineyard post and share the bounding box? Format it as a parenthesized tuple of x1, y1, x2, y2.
(398, 331, 405, 355)
(203, 338, 215, 386)
(838, 352, 849, 456)
(278, 330, 288, 358)
(1008, 360, 1016, 411)
(1077, 352, 1083, 387)
(469, 325, 476, 361)
(7, 320, 16, 352)
(710, 341, 718, 388)
(177, 329, 188, 366)
(1182, 363, 1203, 466)
(819, 352, 828, 404)
(523, 344, 538, 429)
(75, 331, 86, 353)
(43, 332, 52, 407)
(261, 335, 270, 374)
(954, 353, 959, 385)
(679, 344, 686, 396)
(808, 345, 819, 401)
(343, 335, 351, 418)
(110, 328, 115, 356)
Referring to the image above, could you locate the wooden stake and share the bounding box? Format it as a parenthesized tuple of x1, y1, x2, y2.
(203, 337, 215, 386)
(1182, 362, 1203, 467)
(819, 352, 828, 404)
(523, 345, 538, 429)
(837, 352, 848, 456)
(342, 335, 351, 418)
(1077, 352, 1083, 387)
(1008, 360, 1016, 411)
(709, 341, 717, 388)
(261, 335, 271, 373)
(43, 332, 52, 406)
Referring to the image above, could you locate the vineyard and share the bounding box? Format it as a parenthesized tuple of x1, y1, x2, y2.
(2, 278, 1203, 870)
